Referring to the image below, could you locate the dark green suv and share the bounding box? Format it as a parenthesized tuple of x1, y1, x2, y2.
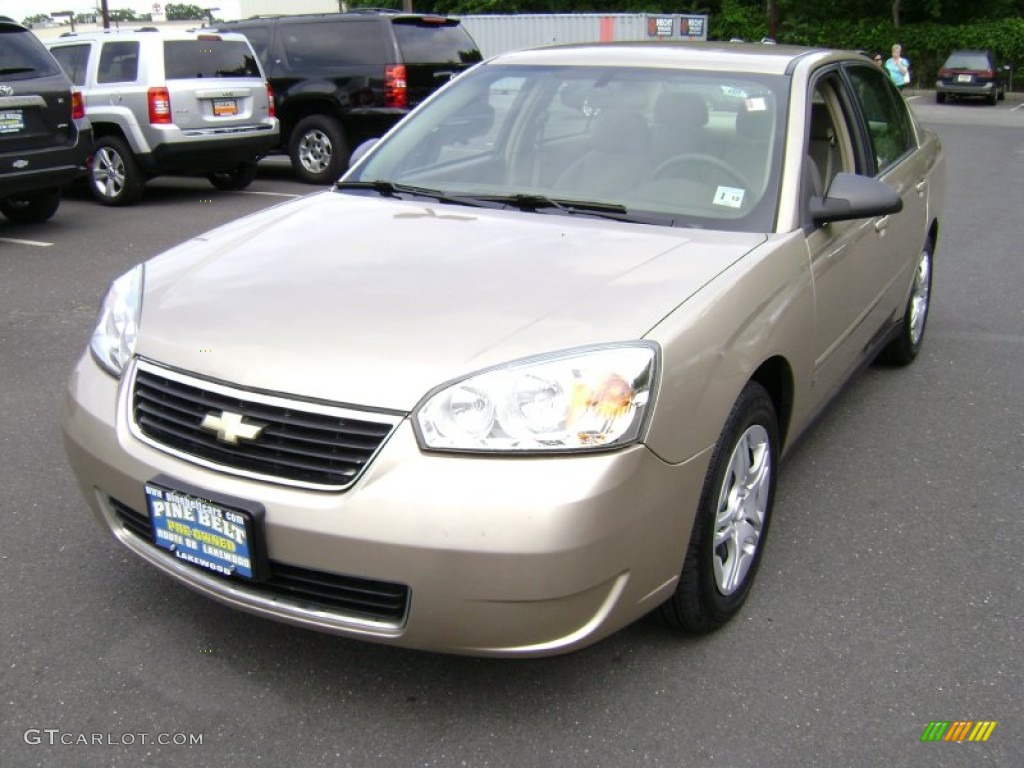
(213, 11, 482, 183)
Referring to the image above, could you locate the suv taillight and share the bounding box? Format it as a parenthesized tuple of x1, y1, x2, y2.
(981, 69, 995, 78)
(267, 83, 276, 119)
(148, 87, 171, 124)
(71, 90, 85, 120)
(384, 64, 407, 109)
(938, 68, 952, 78)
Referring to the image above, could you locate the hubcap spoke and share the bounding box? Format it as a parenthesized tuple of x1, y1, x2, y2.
(712, 424, 771, 596)
(909, 250, 931, 345)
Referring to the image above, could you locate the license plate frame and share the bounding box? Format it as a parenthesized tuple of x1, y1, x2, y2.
(145, 475, 269, 582)
(212, 98, 238, 116)
(0, 110, 25, 134)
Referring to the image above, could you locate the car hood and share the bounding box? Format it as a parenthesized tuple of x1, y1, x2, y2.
(138, 191, 765, 411)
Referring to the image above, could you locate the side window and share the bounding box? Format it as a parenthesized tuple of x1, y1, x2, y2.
(97, 41, 140, 84)
(49, 44, 91, 87)
(847, 65, 916, 173)
(282, 21, 385, 70)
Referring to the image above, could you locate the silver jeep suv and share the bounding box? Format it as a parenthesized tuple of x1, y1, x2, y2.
(47, 28, 278, 205)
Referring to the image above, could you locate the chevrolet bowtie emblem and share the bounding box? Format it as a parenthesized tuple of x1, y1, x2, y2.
(200, 410, 264, 444)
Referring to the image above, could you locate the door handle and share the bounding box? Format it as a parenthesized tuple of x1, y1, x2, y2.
(874, 216, 889, 233)
(916, 180, 927, 194)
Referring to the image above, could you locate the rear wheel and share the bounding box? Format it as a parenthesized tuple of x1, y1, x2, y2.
(0, 188, 61, 223)
(288, 115, 348, 184)
(878, 238, 933, 366)
(208, 161, 259, 191)
(935, 92, 946, 104)
(660, 381, 779, 633)
(90, 135, 145, 206)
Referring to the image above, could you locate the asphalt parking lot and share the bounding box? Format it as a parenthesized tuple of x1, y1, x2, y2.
(2, 98, 1023, 767)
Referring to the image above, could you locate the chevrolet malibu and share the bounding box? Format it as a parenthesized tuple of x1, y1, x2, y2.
(62, 42, 944, 657)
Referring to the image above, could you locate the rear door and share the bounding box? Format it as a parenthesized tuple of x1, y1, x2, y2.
(163, 37, 269, 130)
(0, 25, 75, 154)
(390, 17, 482, 107)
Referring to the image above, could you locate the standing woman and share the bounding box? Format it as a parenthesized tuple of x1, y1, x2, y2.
(885, 44, 911, 89)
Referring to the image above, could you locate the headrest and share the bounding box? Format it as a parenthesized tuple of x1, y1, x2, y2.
(735, 108, 772, 140)
(653, 92, 709, 129)
(591, 111, 650, 153)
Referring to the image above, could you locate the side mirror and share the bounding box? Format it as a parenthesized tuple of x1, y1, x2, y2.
(810, 173, 902, 223)
(349, 138, 379, 168)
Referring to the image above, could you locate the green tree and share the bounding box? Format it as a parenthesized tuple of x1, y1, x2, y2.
(109, 8, 140, 21)
(22, 13, 51, 25)
(165, 3, 207, 20)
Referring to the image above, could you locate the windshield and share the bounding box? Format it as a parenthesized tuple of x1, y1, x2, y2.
(345, 63, 788, 231)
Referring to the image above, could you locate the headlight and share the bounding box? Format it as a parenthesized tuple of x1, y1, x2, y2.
(90, 264, 143, 376)
(415, 343, 658, 453)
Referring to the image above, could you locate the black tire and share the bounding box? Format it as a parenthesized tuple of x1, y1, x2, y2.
(89, 135, 145, 206)
(935, 92, 946, 104)
(660, 381, 779, 633)
(878, 238, 933, 366)
(989, 89, 999, 105)
(0, 187, 61, 223)
(288, 115, 348, 184)
(208, 161, 259, 191)
(997, 88, 1006, 101)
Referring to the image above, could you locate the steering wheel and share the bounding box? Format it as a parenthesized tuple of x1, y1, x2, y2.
(652, 153, 751, 190)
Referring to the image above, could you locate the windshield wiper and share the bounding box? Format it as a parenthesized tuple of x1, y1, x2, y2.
(335, 180, 489, 208)
(470, 193, 639, 220)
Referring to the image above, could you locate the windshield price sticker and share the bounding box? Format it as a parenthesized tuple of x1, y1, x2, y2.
(146, 483, 257, 580)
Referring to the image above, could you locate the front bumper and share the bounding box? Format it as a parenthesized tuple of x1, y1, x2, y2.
(61, 352, 710, 657)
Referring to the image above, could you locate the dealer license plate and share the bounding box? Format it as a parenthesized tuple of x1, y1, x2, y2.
(145, 480, 263, 581)
(212, 98, 238, 116)
(0, 110, 25, 134)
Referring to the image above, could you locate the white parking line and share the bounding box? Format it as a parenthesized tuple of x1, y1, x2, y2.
(1012, 102, 1024, 112)
(0, 236, 54, 247)
(237, 191, 303, 198)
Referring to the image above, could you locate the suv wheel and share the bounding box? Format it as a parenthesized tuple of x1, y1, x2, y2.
(208, 161, 259, 191)
(0, 188, 62, 224)
(289, 116, 348, 184)
(90, 136, 145, 206)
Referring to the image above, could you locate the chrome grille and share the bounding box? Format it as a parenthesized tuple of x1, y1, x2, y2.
(130, 360, 402, 490)
(109, 497, 410, 624)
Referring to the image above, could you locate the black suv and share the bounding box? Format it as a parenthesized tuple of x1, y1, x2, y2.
(213, 11, 482, 183)
(0, 19, 91, 223)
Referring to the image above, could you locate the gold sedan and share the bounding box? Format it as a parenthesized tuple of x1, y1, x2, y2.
(62, 43, 944, 656)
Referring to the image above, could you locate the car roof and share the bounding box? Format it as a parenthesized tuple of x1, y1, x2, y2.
(487, 41, 840, 76)
(46, 29, 252, 43)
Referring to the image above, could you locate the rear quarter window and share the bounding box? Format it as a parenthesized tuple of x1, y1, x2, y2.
(164, 40, 262, 79)
(280, 20, 386, 70)
(392, 21, 482, 65)
(97, 41, 140, 84)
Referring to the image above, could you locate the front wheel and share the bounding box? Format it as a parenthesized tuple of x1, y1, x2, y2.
(208, 161, 259, 191)
(0, 188, 61, 223)
(288, 116, 348, 184)
(878, 238, 933, 366)
(660, 381, 779, 633)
